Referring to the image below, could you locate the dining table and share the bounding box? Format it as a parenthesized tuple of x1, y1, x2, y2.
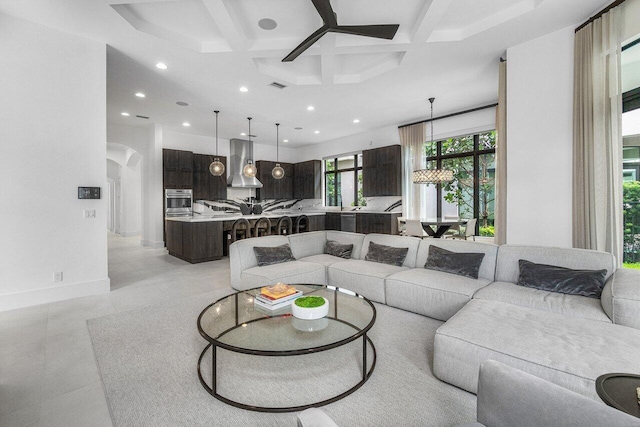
(416, 217, 468, 238)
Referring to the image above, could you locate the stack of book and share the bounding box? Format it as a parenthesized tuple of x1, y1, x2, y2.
(254, 284, 302, 310)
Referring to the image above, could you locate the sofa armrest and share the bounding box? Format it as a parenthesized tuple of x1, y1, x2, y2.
(476, 360, 639, 427)
(602, 268, 640, 329)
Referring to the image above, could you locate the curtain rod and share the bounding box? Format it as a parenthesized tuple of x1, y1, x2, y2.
(398, 103, 498, 129)
(575, 0, 626, 33)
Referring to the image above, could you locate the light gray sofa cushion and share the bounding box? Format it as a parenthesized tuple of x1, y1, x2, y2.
(360, 234, 421, 268)
(288, 231, 327, 259)
(241, 261, 326, 289)
(473, 281, 612, 323)
(495, 245, 616, 283)
(386, 269, 491, 321)
(327, 231, 365, 259)
(433, 299, 640, 399)
(297, 408, 339, 427)
(229, 235, 290, 290)
(416, 240, 499, 281)
(328, 260, 408, 303)
(475, 360, 640, 427)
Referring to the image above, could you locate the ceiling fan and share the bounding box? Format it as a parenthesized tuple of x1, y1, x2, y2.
(282, 0, 399, 62)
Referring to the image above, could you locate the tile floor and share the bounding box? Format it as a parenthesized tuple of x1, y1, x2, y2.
(1, 233, 231, 427)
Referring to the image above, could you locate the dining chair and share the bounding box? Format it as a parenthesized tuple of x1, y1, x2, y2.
(405, 219, 429, 238)
(451, 218, 477, 241)
(442, 215, 460, 239)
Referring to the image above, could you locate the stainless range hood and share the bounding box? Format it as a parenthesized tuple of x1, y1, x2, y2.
(227, 138, 263, 188)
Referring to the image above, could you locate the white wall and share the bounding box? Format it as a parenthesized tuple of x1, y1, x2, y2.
(0, 14, 109, 310)
(506, 25, 575, 247)
(295, 107, 496, 162)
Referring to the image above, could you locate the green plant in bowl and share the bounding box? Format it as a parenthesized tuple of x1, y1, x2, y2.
(294, 296, 326, 308)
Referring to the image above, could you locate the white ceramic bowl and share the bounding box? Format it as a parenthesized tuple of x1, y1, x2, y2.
(291, 316, 329, 332)
(291, 297, 329, 320)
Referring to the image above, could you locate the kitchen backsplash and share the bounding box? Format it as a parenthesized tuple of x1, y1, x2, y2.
(193, 198, 323, 214)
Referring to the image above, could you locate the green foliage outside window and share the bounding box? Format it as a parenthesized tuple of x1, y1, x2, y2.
(623, 181, 640, 263)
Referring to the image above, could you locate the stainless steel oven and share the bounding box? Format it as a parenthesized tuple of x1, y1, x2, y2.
(165, 189, 192, 217)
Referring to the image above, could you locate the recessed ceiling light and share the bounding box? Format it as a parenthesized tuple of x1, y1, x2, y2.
(183, 122, 191, 127)
(239, 86, 248, 92)
(353, 119, 360, 123)
(155, 62, 167, 70)
(283, 139, 289, 143)
(135, 92, 145, 98)
(176, 101, 188, 107)
(121, 112, 130, 116)
(307, 105, 315, 111)
(258, 18, 277, 30)
(314, 130, 320, 134)
(240, 132, 246, 136)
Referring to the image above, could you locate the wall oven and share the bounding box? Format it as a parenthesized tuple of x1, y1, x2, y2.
(165, 189, 192, 217)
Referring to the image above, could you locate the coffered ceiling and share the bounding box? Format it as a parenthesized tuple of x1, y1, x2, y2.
(0, 0, 611, 147)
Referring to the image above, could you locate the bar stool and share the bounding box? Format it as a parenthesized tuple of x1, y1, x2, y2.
(294, 215, 309, 234)
(275, 216, 293, 235)
(252, 217, 271, 238)
(230, 218, 251, 243)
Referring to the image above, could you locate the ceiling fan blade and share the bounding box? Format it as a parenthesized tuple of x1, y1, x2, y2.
(311, 0, 337, 27)
(282, 26, 330, 62)
(331, 24, 399, 40)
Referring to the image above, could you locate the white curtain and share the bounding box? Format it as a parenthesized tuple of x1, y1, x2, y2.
(400, 123, 427, 219)
(494, 60, 507, 245)
(573, 7, 623, 265)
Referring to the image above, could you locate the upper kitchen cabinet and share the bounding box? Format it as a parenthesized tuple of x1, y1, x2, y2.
(192, 154, 227, 201)
(362, 145, 402, 197)
(293, 160, 321, 199)
(163, 149, 193, 189)
(256, 161, 293, 199)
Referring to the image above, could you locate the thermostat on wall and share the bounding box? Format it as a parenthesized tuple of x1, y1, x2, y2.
(78, 187, 101, 199)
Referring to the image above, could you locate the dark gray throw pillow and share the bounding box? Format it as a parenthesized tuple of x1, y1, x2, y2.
(253, 244, 296, 267)
(325, 240, 353, 259)
(424, 245, 485, 279)
(516, 259, 607, 299)
(364, 241, 408, 266)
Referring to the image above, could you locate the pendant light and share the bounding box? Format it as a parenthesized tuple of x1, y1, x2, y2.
(272, 123, 284, 179)
(412, 97, 454, 184)
(243, 117, 257, 178)
(209, 110, 225, 176)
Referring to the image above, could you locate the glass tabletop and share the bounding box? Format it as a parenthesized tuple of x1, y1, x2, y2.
(197, 284, 376, 355)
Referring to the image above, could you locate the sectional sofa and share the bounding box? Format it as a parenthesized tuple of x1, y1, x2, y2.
(229, 231, 640, 401)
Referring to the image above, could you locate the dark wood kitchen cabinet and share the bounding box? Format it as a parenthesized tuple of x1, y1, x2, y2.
(192, 154, 227, 201)
(256, 161, 293, 199)
(163, 149, 193, 189)
(356, 213, 400, 235)
(325, 213, 341, 231)
(293, 160, 321, 199)
(362, 145, 402, 197)
(165, 220, 223, 263)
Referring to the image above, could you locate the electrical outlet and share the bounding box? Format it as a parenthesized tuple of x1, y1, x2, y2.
(53, 272, 63, 282)
(83, 209, 96, 219)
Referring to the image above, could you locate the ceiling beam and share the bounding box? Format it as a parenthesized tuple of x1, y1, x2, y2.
(201, 0, 246, 52)
(410, 0, 452, 43)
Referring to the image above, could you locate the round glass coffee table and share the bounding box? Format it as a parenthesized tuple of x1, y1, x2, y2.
(197, 284, 377, 412)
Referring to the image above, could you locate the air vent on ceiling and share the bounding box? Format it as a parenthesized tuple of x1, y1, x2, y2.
(136, 115, 149, 119)
(269, 81, 287, 89)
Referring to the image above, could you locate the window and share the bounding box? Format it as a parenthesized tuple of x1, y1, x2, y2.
(426, 131, 496, 236)
(324, 154, 366, 207)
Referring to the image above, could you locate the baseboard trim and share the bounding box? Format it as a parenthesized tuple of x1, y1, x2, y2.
(0, 278, 110, 312)
(140, 239, 164, 249)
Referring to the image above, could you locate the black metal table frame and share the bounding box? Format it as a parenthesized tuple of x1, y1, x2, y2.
(196, 285, 377, 413)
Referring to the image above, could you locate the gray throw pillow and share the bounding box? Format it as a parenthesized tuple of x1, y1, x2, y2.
(424, 245, 485, 279)
(517, 259, 607, 298)
(325, 240, 353, 259)
(364, 241, 408, 266)
(253, 244, 296, 267)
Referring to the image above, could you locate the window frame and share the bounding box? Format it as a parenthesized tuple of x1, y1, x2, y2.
(324, 154, 364, 207)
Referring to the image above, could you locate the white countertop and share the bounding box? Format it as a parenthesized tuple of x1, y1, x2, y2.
(165, 211, 327, 223)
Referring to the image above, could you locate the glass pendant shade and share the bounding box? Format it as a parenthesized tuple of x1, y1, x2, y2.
(209, 157, 224, 176)
(271, 122, 285, 179)
(243, 160, 257, 178)
(272, 163, 284, 179)
(209, 110, 225, 176)
(412, 169, 454, 184)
